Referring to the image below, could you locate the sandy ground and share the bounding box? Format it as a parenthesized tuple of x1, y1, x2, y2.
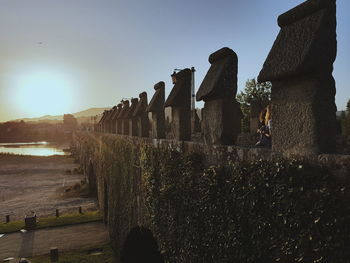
(0, 155, 98, 221)
(0, 222, 109, 259)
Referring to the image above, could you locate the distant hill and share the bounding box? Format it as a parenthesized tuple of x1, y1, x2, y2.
(11, 107, 111, 123)
(73, 107, 111, 118)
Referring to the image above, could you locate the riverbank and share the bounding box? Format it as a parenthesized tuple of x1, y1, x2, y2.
(0, 155, 98, 221)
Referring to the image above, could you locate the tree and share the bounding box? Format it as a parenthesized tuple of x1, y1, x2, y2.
(236, 78, 271, 133)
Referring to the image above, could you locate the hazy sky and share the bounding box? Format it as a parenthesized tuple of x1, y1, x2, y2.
(0, 0, 349, 122)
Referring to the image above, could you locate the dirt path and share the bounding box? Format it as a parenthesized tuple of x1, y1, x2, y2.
(0, 155, 98, 221)
(0, 222, 109, 260)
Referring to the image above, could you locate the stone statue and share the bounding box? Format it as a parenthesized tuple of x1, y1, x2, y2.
(165, 69, 192, 141)
(258, 0, 337, 155)
(146, 82, 166, 139)
(118, 100, 130, 135)
(133, 92, 149, 137)
(196, 47, 240, 145)
(128, 98, 139, 136)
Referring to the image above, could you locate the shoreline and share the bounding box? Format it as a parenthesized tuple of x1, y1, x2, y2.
(0, 154, 97, 221)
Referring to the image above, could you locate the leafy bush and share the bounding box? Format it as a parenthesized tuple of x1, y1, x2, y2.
(142, 146, 350, 263)
(74, 134, 350, 263)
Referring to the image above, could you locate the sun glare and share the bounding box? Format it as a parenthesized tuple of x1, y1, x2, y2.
(11, 70, 75, 117)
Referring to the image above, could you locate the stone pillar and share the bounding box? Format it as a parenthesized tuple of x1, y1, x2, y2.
(102, 110, 112, 133)
(128, 98, 139, 136)
(165, 69, 192, 141)
(146, 82, 166, 139)
(109, 105, 121, 134)
(258, 0, 337, 155)
(25, 213, 37, 230)
(119, 100, 130, 135)
(113, 103, 123, 134)
(102, 110, 108, 133)
(98, 111, 106, 133)
(133, 92, 149, 137)
(50, 247, 59, 262)
(196, 47, 240, 145)
(107, 106, 116, 133)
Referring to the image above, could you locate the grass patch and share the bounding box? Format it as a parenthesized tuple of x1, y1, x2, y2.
(29, 244, 116, 263)
(0, 211, 102, 234)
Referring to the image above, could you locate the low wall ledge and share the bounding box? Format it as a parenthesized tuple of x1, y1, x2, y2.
(89, 133, 350, 176)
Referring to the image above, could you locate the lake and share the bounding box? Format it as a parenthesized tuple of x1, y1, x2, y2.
(0, 142, 68, 156)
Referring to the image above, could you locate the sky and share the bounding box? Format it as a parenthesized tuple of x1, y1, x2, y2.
(0, 0, 349, 122)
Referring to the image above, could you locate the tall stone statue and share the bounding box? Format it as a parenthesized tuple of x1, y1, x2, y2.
(146, 82, 166, 139)
(106, 107, 117, 133)
(165, 69, 192, 141)
(128, 98, 139, 136)
(196, 47, 240, 145)
(133, 92, 149, 137)
(102, 109, 113, 133)
(98, 110, 108, 132)
(115, 103, 123, 134)
(119, 100, 130, 135)
(110, 105, 120, 134)
(258, 0, 337, 155)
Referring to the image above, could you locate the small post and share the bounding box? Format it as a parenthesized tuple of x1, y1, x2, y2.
(55, 209, 59, 218)
(25, 213, 37, 230)
(191, 66, 196, 110)
(50, 247, 59, 262)
(5, 215, 10, 223)
(78, 206, 82, 214)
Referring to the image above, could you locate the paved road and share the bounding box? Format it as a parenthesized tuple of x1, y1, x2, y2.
(0, 222, 109, 260)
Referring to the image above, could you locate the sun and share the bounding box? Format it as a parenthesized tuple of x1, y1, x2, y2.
(12, 70, 75, 117)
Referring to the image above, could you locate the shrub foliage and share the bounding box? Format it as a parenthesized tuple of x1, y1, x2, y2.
(74, 134, 350, 263)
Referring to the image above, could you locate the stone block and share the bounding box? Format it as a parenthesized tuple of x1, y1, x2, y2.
(24, 213, 36, 230)
(196, 47, 240, 145)
(110, 104, 122, 134)
(98, 110, 108, 133)
(201, 98, 242, 145)
(115, 103, 123, 134)
(146, 82, 166, 139)
(165, 69, 192, 141)
(133, 92, 149, 137)
(258, 0, 337, 155)
(128, 98, 139, 136)
(50, 247, 59, 262)
(118, 100, 130, 135)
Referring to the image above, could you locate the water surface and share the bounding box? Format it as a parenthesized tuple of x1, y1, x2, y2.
(0, 142, 67, 156)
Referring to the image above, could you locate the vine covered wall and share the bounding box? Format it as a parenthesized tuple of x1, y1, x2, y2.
(72, 133, 350, 263)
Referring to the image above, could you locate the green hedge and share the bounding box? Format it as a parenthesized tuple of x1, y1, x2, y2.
(74, 134, 350, 263)
(141, 145, 350, 263)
